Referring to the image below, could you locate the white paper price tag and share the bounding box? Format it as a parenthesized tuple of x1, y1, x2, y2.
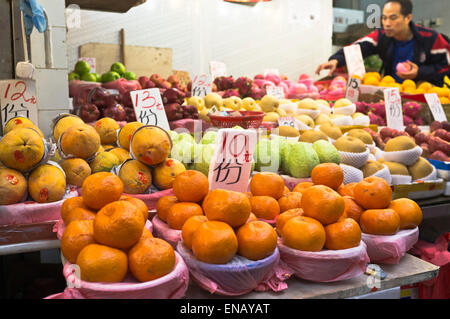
(130, 88, 170, 131)
(191, 74, 213, 98)
(0, 80, 38, 131)
(208, 129, 257, 193)
(344, 44, 366, 78)
(209, 61, 227, 79)
(278, 117, 298, 129)
(266, 85, 285, 100)
(345, 77, 361, 103)
(425, 93, 447, 122)
(384, 87, 404, 130)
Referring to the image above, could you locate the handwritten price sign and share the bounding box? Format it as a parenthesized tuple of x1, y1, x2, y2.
(266, 85, 285, 100)
(384, 87, 404, 130)
(0, 80, 38, 132)
(192, 74, 212, 98)
(130, 88, 170, 131)
(210, 61, 227, 79)
(425, 93, 447, 122)
(208, 128, 257, 193)
(344, 44, 366, 78)
(278, 117, 298, 129)
(345, 77, 361, 103)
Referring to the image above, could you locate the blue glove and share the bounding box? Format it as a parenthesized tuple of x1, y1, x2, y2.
(20, 0, 48, 36)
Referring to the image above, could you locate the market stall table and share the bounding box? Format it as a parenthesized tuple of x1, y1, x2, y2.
(184, 254, 439, 299)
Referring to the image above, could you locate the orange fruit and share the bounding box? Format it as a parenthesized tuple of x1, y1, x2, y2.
(76, 244, 128, 283)
(337, 183, 357, 198)
(292, 182, 314, 194)
(128, 237, 176, 282)
(353, 176, 393, 209)
(249, 172, 285, 200)
(249, 196, 280, 220)
(63, 207, 96, 226)
(301, 185, 345, 225)
(311, 163, 344, 190)
(282, 216, 326, 252)
(388, 198, 423, 229)
(60, 220, 95, 264)
(191, 221, 238, 264)
(359, 209, 400, 235)
(181, 215, 208, 250)
(81, 172, 124, 210)
(140, 227, 154, 239)
(343, 196, 364, 223)
(172, 170, 209, 203)
(324, 218, 362, 250)
(167, 202, 204, 230)
(283, 186, 290, 194)
(236, 221, 277, 261)
(245, 212, 258, 224)
(60, 196, 90, 222)
(275, 208, 304, 236)
(202, 189, 251, 228)
(278, 192, 302, 213)
(93, 201, 145, 250)
(119, 195, 149, 223)
(156, 195, 178, 222)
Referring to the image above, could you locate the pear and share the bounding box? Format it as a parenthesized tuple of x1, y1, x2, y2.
(186, 96, 205, 111)
(204, 93, 223, 109)
(242, 97, 257, 111)
(223, 97, 242, 111)
(260, 95, 280, 113)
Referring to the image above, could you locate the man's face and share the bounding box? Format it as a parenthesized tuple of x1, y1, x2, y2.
(382, 2, 411, 38)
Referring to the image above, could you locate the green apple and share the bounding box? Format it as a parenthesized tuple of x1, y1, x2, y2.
(123, 71, 136, 80)
(81, 73, 98, 82)
(101, 71, 121, 83)
(92, 73, 101, 82)
(68, 72, 80, 81)
(110, 62, 126, 76)
(74, 60, 91, 76)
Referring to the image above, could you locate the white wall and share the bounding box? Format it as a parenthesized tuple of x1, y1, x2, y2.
(66, 0, 333, 81)
(30, 0, 70, 138)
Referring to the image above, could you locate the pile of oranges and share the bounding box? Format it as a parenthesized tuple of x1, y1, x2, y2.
(156, 170, 278, 264)
(276, 163, 423, 253)
(60, 172, 176, 283)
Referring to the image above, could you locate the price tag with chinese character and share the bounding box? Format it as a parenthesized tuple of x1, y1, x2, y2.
(0, 80, 38, 132)
(266, 85, 285, 99)
(210, 61, 227, 79)
(130, 88, 170, 131)
(191, 74, 212, 98)
(344, 44, 366, 78)
(345, 77, 361, 103)
(425, 93, 447, 122)
(208, 128, 257, 193)
(384, 87, 404, 130)
(278, 117, 298, 129)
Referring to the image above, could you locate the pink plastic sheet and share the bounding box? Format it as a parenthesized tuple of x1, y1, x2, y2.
(177, 242, 289, 296)
(169, 119, 211, 134)
(151, 215, 182, 249)
(44, 252, 189, 299)
(278, 238, 369, 282)
(361, 227, 420, 264)
(0, 188, 78, 226)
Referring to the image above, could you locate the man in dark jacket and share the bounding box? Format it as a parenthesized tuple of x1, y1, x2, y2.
(316, 0, 450, 86)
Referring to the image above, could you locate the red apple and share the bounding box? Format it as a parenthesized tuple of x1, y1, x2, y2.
(162, 88, 183, 105)
(138, 76, 149, 88)
(79, 104, 100, 123)
(430, 150, 450, 162)
(124, 107, 137, 122)
(103, 104, 126, 121)
(430, 121, 443, 133)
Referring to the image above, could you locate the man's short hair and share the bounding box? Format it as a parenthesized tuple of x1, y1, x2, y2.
(384, 0, 413, 16)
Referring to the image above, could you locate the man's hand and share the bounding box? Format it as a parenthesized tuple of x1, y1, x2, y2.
(315, 59, 339, 77)
(397, 60, 419, 80)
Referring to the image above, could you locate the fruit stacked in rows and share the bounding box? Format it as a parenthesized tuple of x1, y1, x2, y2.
(60, 172, 176, 283)
(156, 171, 278, 264)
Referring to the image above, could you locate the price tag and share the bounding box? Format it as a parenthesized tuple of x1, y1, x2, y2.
(0, 80, 38, 132)
(191, 74, 213, 98)
(384, 87, 404, 130)
(208, 128, 257, 193)
(266, 85, 285, 100)
(264, 68, 280, 77)
(130, 88, 170, 131)
(278, 117, 298, 129)
(344, 44, 366, 78)
(425, 93, 447, 122)
(345, 77, 361, 103)
(209, 61, 227, 79)
(79, 57, 96, 73)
